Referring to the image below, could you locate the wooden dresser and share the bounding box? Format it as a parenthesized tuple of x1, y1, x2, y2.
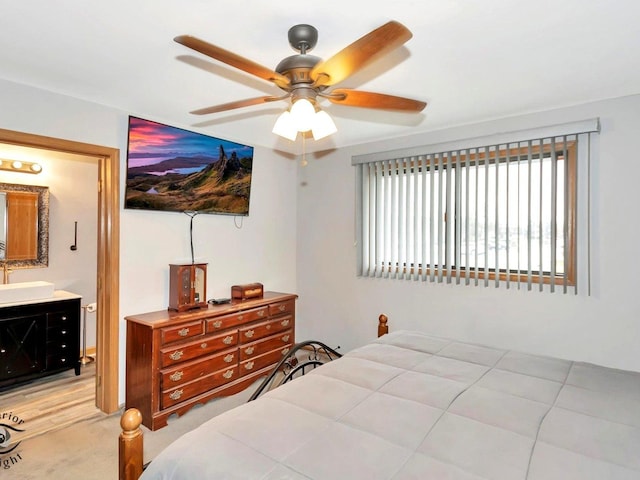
(125, 291, 297, 430)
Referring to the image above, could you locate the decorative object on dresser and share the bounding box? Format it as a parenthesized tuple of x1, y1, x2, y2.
(0, 292, 81, 389)
(230, 282, 263, 301)
(168, 263, 207, 311)
(125, 291, 297, 430)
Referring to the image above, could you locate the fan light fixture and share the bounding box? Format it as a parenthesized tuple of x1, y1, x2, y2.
(175, 21, 426, 144)
(0, 158, 43, 174)
(272, 98, 337, 141)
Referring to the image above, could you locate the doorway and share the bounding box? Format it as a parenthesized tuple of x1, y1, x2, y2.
(0, 127, 120, 414)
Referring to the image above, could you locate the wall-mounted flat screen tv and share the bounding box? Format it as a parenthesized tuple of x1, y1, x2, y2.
(125, 116, 254, 216)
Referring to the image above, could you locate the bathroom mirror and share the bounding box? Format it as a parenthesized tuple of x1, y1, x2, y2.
(0, 182, 49, 268)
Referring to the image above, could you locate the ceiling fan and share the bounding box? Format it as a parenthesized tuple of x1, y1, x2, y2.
(174, 20, 427, 140)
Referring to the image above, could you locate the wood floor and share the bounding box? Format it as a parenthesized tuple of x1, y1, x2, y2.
(0, 361, 102, 443)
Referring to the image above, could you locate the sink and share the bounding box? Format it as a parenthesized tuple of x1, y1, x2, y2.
(0, 281, 55, 304)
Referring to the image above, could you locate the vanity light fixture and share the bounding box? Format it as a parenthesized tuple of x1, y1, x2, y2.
(0, 158, 43, 174)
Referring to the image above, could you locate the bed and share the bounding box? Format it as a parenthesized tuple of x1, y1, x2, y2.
(119, 315, 640, 480)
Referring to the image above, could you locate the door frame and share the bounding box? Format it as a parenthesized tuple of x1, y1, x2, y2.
(0, 127, 120, 413)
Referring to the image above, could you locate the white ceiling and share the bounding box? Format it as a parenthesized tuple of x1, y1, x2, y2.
(1, 1, 639, 154)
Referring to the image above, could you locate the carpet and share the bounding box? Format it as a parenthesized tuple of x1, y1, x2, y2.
(3, 386, 256, 480)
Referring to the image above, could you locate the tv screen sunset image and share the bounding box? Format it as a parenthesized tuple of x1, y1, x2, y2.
(125, 116, 254, 215)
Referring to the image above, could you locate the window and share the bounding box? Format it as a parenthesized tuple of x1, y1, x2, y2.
(354, 120, 599, 293)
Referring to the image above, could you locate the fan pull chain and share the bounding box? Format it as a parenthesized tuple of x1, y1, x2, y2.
(301, 134, 308, 167)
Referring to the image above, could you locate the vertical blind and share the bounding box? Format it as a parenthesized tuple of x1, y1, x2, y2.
(353, 119, 599, 294)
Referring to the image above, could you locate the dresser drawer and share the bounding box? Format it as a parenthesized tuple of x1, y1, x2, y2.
(47, 338, 74, 354)
(240, 330, 293, 361)
(160, 331, 238, 367)
(206, 306, 269, 332)
(239, 347, 292, 377)
(47, 352, 76, 370)
(239, 315, 293, 343)
(162, 365, 238, 409)
(47, 311, 76, 327)
(269, 300, 295, 317)
(161, 348, 238, 388)
(161, 320, 204, 345)
(47, 326, 76, 343)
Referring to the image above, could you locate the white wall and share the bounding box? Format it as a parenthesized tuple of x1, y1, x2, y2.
(0, 150, 99, 346)
(296, 94, 640, 373)
(0, 78, 299, 403)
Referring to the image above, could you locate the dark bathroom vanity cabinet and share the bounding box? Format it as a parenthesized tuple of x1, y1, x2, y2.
(0, 292, 81, 389)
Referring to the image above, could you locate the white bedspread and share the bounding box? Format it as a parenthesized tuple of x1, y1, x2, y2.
(141, 330, 640, 479)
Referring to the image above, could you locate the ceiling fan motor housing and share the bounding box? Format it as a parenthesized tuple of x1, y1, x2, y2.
(276, 54, 321, 86)
(275, 24, 324, 95)
(288, 24, 318, 53)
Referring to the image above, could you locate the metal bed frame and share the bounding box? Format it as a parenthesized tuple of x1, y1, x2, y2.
(247, 340, 342, 401)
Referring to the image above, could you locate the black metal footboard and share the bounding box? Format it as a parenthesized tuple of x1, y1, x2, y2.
(248, 340, 342, 402)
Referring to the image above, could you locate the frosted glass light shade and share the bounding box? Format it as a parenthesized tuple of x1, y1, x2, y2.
(273, 100, 338, 141)
(289, 98, 315, 132)
(272, 111, 298, 141)
(311, 110, 337, 140)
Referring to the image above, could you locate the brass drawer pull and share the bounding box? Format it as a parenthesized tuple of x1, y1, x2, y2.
(169, 350, 184, 361)
(223, 336, 233, 345)
(200, 342, 208, 349)
(281, 348, 290, 355)
(266, 324, 271, 330)
(281, 334, 290, 342)
(238, 314, 244, 321)
(169, 389, 183, 401)
(178, 328, 189, 337)
(257, 310, 265, 317)
(244, 361, 255, 370)
(244, 330, 255, 338)
(223, 370, 234, 379)
(170, 371, 184, 382)
(212, 320, 222, 329)
(245, 346, 255, 355)
(224, 354, 234, 363)
(278, 305, 286, 312)
(280, 319, 290, 327)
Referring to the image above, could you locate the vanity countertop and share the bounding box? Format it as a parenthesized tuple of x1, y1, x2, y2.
(0, 289, 82, 309)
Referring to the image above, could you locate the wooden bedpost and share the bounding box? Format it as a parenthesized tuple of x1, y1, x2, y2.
(378, 314, 388, 337)
(119, 408, 144, 480)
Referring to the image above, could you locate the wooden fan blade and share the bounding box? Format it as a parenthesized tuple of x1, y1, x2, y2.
(311, 21, 412, 88)
(190, 95, 287, 115)
(174, 35, 290, 89)
(327, 89, 427, 111)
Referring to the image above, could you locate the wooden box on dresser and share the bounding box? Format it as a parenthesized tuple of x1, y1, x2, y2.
(125, 291, 297, 430)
